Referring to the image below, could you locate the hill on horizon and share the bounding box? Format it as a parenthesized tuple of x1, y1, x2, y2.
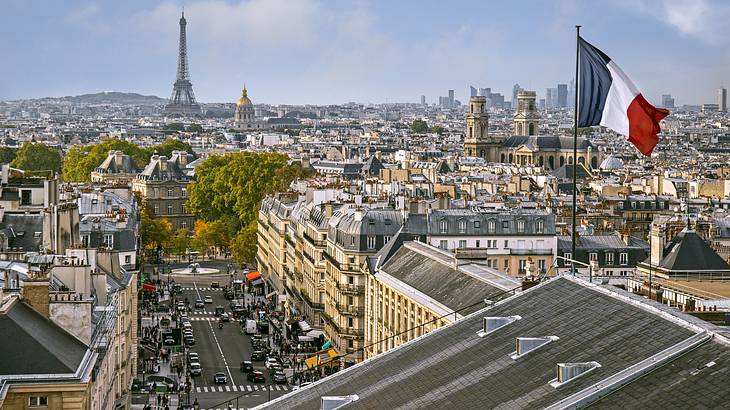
(13, 91, 168, 105)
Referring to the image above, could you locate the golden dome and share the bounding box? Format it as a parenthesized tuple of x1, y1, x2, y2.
(237, 84, 252, 106)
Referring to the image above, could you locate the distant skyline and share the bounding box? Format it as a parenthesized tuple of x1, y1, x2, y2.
(2, 0, 730, 106)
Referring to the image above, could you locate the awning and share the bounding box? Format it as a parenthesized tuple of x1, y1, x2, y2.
(298, 335, 314, 342)
(141, 283, 156, 292)
(299, 320, 312, 333)
(251, 278, 264, 286)
(305, 348, 338, 368)
(307, 330, 324, 338)
(246, 271, 261, 281)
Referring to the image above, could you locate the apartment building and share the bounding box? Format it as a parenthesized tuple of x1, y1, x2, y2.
(426, 208, 557, 276)
(131, 151, 196, 231)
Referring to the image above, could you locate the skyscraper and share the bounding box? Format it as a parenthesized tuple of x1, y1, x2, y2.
(512, 83, 522, 109)
(448, 89, 455, 108)
(165, 11, 201, 116)
(420, 95, 426, 106)
(545, 88, 558, 109)
(557, 84, 568, 107)
(470, 86, 477, 97)
(719, 87, 727, 112)
(661, 94, 675, 109)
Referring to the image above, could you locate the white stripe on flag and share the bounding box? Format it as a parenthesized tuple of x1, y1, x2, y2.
(600, 60, 639, 138)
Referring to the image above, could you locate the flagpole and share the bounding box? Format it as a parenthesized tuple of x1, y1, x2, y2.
(572, 25, 581, 277)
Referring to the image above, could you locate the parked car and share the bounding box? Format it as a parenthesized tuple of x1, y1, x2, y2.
(251, 351, 266, 361)
(204, 295, 213, 304)
(240, 361, 253, 373)
(247, 371, 265, 383)
(188, 352, 199, 363)
(194, 299, 204, 308)
(272, 371, 287, 384)
(213, 372, 227, 384)
(210, 281, 220, 288)
(184, 336, 195, 346)
(163, 337, 175, 345)
(189, 362, 202, 376)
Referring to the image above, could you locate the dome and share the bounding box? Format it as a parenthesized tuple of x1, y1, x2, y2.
(236, 85, 252, 106)
(599, 155, 624, 170)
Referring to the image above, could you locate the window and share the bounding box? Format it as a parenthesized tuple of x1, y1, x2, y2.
(367, 236, 376, 249)
(319, 292, 325, 303)
(617, 201, 624, 209)
(502, 221, 509, 230)
(21, 190, 32, 206)
(458, 220, 467, 233)
(439, 219, 448, 233)
(103, 234, 114, 248)
(153, 205, 159, 215)
(439, 240, 448, 249)
(488, 220, 496, 233)
(504, 240, 508, 248)
(474, 220, 481, 229)
(347, 275, 354, 284)
(589, 252, 598, 262)
(620, 252, 628, 265)
(350, 237, 355, 246)
(167, 188, 173, 197)
(538, 259, 546, 272)
(82, 235, 90, 247)
(476, 240, 481, 248)
(564, 252, 572, 266)
(181, 187, 187, 197)
(181, 221, 187, 229)
(125, 255, 131, 264)
(504, 259, 509, 270)
(631, 202, 636, 209)
(348, 295, 354, 305)
(153, 188, 159, 198)
(320, 271, 325, 281)
(384, 235, 391, 244)
(348, 339, 354, 348)
(459, 240, 467, 248)
(536, 219, 544, 234)
(605, 252, 614, 265)
(29, 396, 48, 407)
(347, 317, 354, 327)
(182, 204, 187, 214)
(167, 205, 173, 215)
(517, 220, 525, 233)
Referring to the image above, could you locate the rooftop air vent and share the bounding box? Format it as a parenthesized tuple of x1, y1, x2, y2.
(321, 395, 359, 410)
(549, 362, 601, 388)
(510, 336, 559, 359)
(477, 315, 521, 337)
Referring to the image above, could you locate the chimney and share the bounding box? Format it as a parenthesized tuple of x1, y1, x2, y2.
(323, 202, 334, 218)
(91, 270, 108, 306)
(353, 207, 364, 222)
(22, 271, 50, 318)
(650, 222, 666, 266)
(114, 150, 124, 167)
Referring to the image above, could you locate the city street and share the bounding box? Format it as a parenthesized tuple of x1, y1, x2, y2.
(168, 268, 292, 409)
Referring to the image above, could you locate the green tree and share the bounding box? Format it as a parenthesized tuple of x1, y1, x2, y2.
(230, 222, 258, 265)
(0, 147, 17, 164)
(140, 212, 173, 254)
(170, 228, 190, 256)
(167, 123, 185, 131)
(11, 142, 62, 174)
(410, 119, 429, 133)
(62, 139, 148, 182)
(429, 125, 445, 135)
(145, 138, 195, 159)
(185, 123, 203, 133)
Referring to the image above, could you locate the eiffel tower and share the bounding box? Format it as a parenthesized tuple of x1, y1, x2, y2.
(164, 10, 201, 116)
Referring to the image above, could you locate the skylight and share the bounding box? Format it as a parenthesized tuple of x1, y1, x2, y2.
(549, 362, 601, 388)
(510, 336, 559, 359)
(477, 315, 522, 337)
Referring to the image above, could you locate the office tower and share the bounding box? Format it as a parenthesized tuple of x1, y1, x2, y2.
(420, 95, 426, 106)
(512, 83, 522, 108)
(557, 84, 568, 107)
(470, 86, 477, 97)
(567, 79, 575, 108)
(719, 87, 727, 112)
(164, 10, 201, 116)
(661, 94, 675, 109)
(448, 89, 455, 108)
(546, 88, 558, 109)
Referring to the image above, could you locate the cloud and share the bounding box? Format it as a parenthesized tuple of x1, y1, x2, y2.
(65, 4, 111, 35)
(618, 0, 730, 45)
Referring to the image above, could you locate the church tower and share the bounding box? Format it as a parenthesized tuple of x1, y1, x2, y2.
(513, 90, 539, 136)
(464, 96, 496, 160)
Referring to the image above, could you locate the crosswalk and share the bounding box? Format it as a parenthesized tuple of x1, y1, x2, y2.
(182, 287, 222, 291)
(195, 384, 289, 393)
(188, 316, 224, 321)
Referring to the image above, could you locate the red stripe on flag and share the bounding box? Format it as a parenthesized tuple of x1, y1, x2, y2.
(626, 93, 670, 156)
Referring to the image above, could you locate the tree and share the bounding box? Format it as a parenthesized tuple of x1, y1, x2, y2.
(146, 138, 195, 159)
(410, 119, 429, 133)
(185, 123, 203, 133)
(62, 138, 148, 182)
(230, 222, 258, 266)
(140, 212, 173, 256)
(11, 142, 62, 174)
(167, 123, 185, 131)
(170, 228, 190, 256)
(430, 125, 445, 135)
(0, 147, 17, 164)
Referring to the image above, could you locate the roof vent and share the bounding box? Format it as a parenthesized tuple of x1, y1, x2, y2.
(510, 336, 559, 359)
(321, 395, 359, 410)
(477, 315, 521, 337)
(549, 361, 601, 388)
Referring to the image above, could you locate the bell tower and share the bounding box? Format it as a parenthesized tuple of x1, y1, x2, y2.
(513, 90, 539, 136)
(464, 96, 493, 160)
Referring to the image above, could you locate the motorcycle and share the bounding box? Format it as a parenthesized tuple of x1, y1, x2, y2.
(218, 321, 224, 329)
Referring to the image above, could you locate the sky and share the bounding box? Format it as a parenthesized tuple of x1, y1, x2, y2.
(1, 0, 729, 106)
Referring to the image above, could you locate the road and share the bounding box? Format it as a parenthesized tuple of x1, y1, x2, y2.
(171, 270, 292, 409)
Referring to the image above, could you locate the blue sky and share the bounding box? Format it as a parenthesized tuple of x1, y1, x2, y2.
(1, 0, 729, 105)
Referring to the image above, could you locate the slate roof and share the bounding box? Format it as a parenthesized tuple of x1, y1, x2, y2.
(378, 241, 519, 315)
(657, 229, 730, 272)
(0, 299, 88, 375)
(258, 275, 723, 410)
(552, 163, 592, 180)
(501, 135, 595, 150)
(0, 213, 44, 251)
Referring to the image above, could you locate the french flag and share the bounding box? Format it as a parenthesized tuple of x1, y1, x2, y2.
(578, 36, 669, 156)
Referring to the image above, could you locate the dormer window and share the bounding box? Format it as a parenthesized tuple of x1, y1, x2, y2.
(536, 219, 544, 234)
(458, 220, 467, 234)
(517, 220, 525, 233)
(488, 219, 496, 233)
(439, 219, 448, 233)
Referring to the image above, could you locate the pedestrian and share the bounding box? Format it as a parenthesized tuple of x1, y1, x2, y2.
(156, 393, 161, 406)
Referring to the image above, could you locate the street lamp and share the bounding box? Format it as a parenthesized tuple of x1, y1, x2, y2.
(554, 255, 594, 283)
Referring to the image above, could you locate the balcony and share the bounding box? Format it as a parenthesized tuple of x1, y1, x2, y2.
(323, 252, 359, 273)
(336, 302, 365, 316)
(341, 327, 364, 337)
(336, 282, 365, 294)
(509, 248, 554, 256)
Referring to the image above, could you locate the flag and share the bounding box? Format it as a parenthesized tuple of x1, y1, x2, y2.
(577, 36, 669, 156)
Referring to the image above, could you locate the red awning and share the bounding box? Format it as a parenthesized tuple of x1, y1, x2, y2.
(246, 271, 261, 281)
(142, 283, 157, 292)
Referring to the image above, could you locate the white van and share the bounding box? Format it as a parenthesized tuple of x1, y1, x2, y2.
(245, 319, 257, 335)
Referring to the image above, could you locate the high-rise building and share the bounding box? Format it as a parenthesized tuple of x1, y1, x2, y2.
(164, 11, 201, 116)
(512, 83, 522, 109)
(661, 94, 675, 109)
(545, 88, 558, 109)
(719, 87, 727, 112)
(568, 79, 575, 108)
(478, 87, 490, 97)
(469, 86, 477, 97)
(420, 95, 426, 106)
(557, 84, 568, 107)
(448, 89, 455, 108)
